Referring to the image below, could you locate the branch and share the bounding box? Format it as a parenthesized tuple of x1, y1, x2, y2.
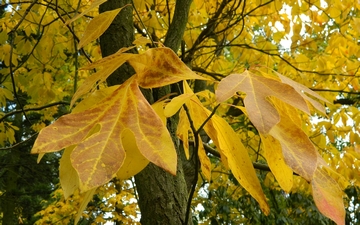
(163, 0, 193, 52)
(0, 132, 38, 150)
(0, 101, 69, 123)
(200, 141, 272, 172)
(192, 67, 225, 80)
(183, 0, 231, 63)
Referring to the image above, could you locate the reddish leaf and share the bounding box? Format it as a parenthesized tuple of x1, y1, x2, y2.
(32, 77, 176, 192)
(312, 167, 345, 225)
(269, 106, 317, 181)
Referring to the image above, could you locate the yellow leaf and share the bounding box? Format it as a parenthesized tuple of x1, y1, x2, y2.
(133, 36, 153, 46)
(65, 0, 108, 25)
(216, 70, 309, 133)
(177, 108, 191, 159)
(59, 146, 79, 198)
(276, 73, 330, 114)
(164, 93, 193, 117)
(74, 188, 97, 225)
(152, 100, 167, 125)
(208, 114, 270, 214)
(32, 77, 176, 192)
(72, 86, 119, 112)
(78, 7, 128, 49)
(72, 49, 134, 106)
(0, 87, 13, 107)
(269, 109, 317, 181)
(117, 129, 150, 180)
(128, 47, 206, 88)
(198, 139, 211, 181)
(312, 167, 345, 225)
(261, 134, 293, 192)
(182, 81, 269, 214)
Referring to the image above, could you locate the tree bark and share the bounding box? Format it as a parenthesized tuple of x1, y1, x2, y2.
(99, 0, 193, 224)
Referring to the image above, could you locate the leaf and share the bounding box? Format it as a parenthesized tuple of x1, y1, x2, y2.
(312, 167, 345, 225)
(216, 70, 309, 133)
(177, 108, 191, 159)
(261, 134, 293, 192)
(133, 36, 153, 46)
(65, 0, 108, 25)
(151, 100, 167, 125)
(74, 188, 97, 225)
(181, 81, 269, 214)
(78, 6, 128, 49)
(276, 73, 330, 114)
(72, 86, 119, 111)
(32, 77, 176, 192)
(269, 105, 317, 181)
(72, 49, 134, 106)
(198, 139, 211, 181)
(59, 146, 79, 198)
(128, 48, 206, 88)
(164, 93, 193, 117)
(117, 129, 150, 180)
(0, 87, 14, 107)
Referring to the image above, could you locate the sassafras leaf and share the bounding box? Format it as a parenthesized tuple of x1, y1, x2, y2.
(216, 71, 309, 133)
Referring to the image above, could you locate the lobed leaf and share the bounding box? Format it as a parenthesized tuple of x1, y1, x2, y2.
(32, 77, 176, 192)
(276, 73, 330, 114)
(128, 48, 206, 88)
(216, 70, 309, 133)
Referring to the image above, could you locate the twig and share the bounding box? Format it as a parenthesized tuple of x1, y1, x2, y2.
(0, 132, 38, 150)
(0, 101, 69, 123)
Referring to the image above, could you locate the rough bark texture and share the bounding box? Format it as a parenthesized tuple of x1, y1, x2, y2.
(99, 0, 137, 86)
(99, 0, 193, 224)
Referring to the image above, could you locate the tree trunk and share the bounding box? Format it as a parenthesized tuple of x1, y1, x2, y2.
(99, 0, 193, 224)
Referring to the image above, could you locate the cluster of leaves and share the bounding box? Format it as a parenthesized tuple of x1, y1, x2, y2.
(1, 0, 360, 224)
(35, 179, 139, 225)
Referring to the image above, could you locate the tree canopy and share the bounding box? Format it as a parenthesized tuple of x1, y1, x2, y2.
(1, 0, 360, 224)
